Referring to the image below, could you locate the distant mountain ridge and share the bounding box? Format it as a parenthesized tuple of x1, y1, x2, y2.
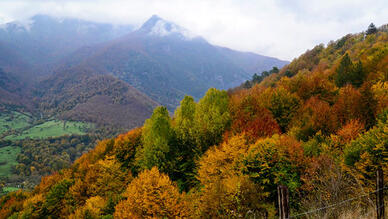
(55, 15, 289, 110)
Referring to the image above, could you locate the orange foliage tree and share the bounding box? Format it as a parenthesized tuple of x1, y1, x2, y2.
(333, 85, 363, 125)
(292, 97, 338, 139)
(229, 90, 280, 142)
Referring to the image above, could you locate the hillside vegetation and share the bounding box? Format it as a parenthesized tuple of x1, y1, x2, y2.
(36, 69, 158, 129)
(0, 25, 387, 218)
(0, 110, 100, 194)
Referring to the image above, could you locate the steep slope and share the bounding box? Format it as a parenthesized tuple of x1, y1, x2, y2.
(36, 67, 158, 129)
(58, 15, 288, 109)
(0, 69, 30, 110)
(0, 44, 34, 111)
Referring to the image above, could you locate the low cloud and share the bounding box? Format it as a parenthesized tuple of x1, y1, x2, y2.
(0, 0, 387, 60)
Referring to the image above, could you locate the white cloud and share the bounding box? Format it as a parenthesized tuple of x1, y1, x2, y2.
(0, 0, 387, 60)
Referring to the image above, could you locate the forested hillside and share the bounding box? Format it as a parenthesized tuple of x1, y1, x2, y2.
(0, 25, 387, 218)
(35, 68, 158, 129)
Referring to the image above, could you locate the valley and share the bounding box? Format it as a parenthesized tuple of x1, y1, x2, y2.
(0, 111, 95, 194)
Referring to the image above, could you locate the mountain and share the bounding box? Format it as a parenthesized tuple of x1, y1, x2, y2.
(1, 24, 386, 219)
(57, 15, 288, 109)
(0, 15, 156, 129)
(216, 46, 288, 74)
(0, 15, 133, 71)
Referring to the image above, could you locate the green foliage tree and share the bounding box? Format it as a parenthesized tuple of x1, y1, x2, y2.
(194, 88, 231, 153)
(174, 96, 197, 147)
(242, 135, 305, 210)
(335, 53, 353, 87)
(344, 109, 387, 189)
(252, 73, 261, 83)
(352, 61, 365, 87)
(42, 179, 73, 217)
(137, 106, 174, 173)
(335, 54, 366, 88)
(270, 66, 279, 74)
(344, 109, 387, 167)
(173, 96, 198, 190)
(268, 88, 301, 132)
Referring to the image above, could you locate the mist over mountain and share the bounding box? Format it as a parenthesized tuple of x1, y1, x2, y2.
(55, 15, 288, 109)
(0, 15, 133, 70)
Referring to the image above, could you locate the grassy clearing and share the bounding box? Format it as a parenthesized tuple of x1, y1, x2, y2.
(2, 187, 19, 193)
(5, 120, 92, 140)
(0, 112, 31, 134)
(0, 146, 20, 177)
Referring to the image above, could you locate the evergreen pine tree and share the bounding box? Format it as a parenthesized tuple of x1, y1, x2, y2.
(366, 23, 377, 35)
(335, 53, 353, 87)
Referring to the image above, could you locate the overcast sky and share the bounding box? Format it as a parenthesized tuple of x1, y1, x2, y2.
(0, 0, 387, 61)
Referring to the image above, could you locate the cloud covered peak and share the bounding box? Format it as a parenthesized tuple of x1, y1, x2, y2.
(139, 14, 197, 40)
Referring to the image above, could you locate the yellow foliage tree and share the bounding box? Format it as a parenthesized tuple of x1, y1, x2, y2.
(69, 156, 130, 206)
(194, 135, 271, 218)
(114, 167, 189, 219)
(19, 194, 44, 219)
(69, 196, 106, 219)
(371, 81, 388, 113)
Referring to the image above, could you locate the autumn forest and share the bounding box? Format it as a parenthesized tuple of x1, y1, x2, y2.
(0, 23, 386, 218)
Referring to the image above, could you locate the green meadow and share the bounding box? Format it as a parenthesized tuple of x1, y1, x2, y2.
(0, 112, 31, 134)
(0, 146, 20, 177)
(5, 120, 93, 140)
(2, 187, 19, 193)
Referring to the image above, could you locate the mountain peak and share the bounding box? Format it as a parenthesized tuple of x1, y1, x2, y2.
(139, 15, 197, 40)
(140, 15, 164, 31)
